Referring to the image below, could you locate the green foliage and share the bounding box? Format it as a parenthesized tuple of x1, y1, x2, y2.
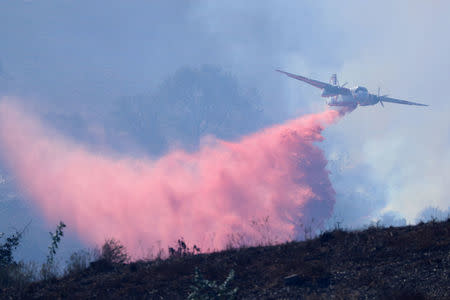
(188, 268, 238, 300)
(100, 238, 129, 264)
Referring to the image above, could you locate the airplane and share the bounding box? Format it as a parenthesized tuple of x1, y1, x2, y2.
(276, 70, 428, 108)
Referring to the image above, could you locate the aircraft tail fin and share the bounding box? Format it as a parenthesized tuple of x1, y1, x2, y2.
(330, 74, 338, 86)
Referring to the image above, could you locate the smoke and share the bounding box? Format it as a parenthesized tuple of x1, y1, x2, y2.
(0, 99, 346, 257)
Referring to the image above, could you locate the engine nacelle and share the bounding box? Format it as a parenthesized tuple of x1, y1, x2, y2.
(352, 86, 368, 96)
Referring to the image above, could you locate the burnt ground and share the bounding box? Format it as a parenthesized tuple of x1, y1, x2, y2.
(2, 219, 449, 299)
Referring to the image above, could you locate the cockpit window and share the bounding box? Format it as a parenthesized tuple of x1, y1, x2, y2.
(355, 86, 368, 93)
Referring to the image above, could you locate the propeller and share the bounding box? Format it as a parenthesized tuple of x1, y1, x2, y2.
(378, 87, 384, 107)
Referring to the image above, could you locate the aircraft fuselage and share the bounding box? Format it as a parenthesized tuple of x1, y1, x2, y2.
(325, 86, 379, 107)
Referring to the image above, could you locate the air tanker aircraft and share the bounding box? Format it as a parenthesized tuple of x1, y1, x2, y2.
(276, 70, 428, 108)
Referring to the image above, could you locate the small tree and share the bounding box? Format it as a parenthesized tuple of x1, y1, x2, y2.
(41, 221, 66, 280)
(46, 221, 66, 266)
(0, 230, 23, 268)
(100, 238, 129, 264)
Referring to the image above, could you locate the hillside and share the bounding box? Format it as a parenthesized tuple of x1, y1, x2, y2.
(2, 219, 449, 299)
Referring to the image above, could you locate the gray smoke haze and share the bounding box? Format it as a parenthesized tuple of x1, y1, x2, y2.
(0, 1, 449, 262)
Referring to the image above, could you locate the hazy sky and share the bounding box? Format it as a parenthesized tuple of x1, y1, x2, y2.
(1, 1, 449, 261)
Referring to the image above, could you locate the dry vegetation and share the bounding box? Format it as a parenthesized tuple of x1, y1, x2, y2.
(1, 219, 449, 299)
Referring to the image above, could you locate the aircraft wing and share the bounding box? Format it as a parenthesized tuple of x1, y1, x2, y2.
(381, 96, 428, 107)
(276, 69, 329, 89)
(276, 69, 351, 95)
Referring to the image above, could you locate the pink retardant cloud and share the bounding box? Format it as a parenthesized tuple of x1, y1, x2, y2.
(0, 100, 344, 257)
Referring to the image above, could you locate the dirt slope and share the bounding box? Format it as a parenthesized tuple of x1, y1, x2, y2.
(2, 219, 449, 299)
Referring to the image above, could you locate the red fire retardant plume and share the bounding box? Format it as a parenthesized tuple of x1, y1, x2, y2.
(0, 100, 346, 257)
